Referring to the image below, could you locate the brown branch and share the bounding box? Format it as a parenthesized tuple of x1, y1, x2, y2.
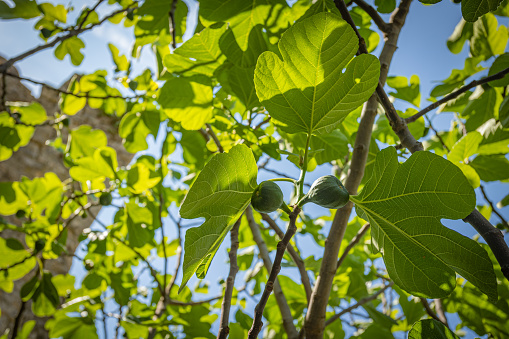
(352, 0, 391, 33)
(304, 1, 412, 337)
(405, 66, 509, 124)
(420, 298, 450, 329)
(253, 116, 271, 130)
(336, 223, 370, 270)
(206, 123, 224, 153)
(10, 301, 26, 339)
(3, 72, 141, 100)
(261, 213, 312, 304)
(463, 210, 509, 280)
(0, 3, 138, 73)
(480, 185, 509, 229)
(217, 218, 241, 339)
(434, 299, 448, 327)
(248, 206, 301, 339)
(149, 214, 183, 339)
(245, 206, 298, 339)
(425, 116, 450, 152)
(169, 0, 179, 49)
(77, 0, 105, 30)
(324, 282, 394, 327)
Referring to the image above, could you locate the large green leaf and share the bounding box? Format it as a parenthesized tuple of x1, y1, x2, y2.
(134, 0, 187, 47)
(408, 319, 459, 339)
(179, 144, 257, 291)
(158, 76, 213, 130)
(199, 0, 291, 47)
(462, 0, 504, 22)
(351, 147, 497, 300)
(470, 154, 509, 181)
(470, 13, 508, 61)
(254, 12, 380, 135)
(163, 24, 227, 77)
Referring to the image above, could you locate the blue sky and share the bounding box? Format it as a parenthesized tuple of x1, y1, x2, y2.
(1, 0, 508, 338)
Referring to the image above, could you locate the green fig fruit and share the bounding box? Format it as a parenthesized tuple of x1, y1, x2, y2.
(99, 192, 113, 206)
(300, 175, 349, 209)
(251, 181, 284, 214)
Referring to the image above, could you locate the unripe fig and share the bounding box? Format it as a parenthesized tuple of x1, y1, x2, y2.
(300, 175, 349, 209)
(99, 192, 113, 206)
(251, 181, 284, 214)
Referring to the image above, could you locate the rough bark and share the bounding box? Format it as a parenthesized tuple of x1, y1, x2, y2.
(304, 1, 412, 337)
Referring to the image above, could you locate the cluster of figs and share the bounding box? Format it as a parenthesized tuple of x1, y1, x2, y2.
(251, 175, 350, 213)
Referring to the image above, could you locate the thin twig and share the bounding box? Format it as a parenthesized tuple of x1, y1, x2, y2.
(0, 3, 138, 73)
(3, 72, 141, 100)
(206, 123, 224, 153)
(169, 0, 179, 49)
(336, 223, 370, 270)
(253, 116, 271, 130)
(217, 218, 242, 339)
(245, 206, 298, 339)
(352, 0, 391, 32)
(261, 213, 312, 304)
(324, 282, 394, 327)
(420, 298, 450, 329)
(405, 66, 509, 124)
(248, 206, 301, 339)
(159, 192, 168, 302)
(10, 301, 26, 339)
(480, 185, 509, 229)
(425, 116, 450, 152)
(434, 299, 448, 327)
(77, 0, 105, 30)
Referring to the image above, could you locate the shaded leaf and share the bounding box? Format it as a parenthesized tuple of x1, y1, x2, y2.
(179, 144, 257, 291)
(352, 147, 497, 300)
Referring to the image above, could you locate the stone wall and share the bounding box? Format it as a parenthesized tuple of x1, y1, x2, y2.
(0, 57, 133, 338)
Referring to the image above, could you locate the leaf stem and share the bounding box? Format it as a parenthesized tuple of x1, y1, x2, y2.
(297, 133, 312, 200)
(266, 177, 297, 184)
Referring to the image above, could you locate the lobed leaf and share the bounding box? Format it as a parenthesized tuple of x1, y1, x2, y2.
(352, 147, 497, 301)
(254, 12, 380, 135)
(179, 144, 258, 291)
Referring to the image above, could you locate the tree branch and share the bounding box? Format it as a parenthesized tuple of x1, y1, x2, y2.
(206, 123, 224, 153)
(434, 299, 448, 327)
(0, 3, 138, 73)
(217, 218, 241, 339)
(463, 209, 509, 280)
(480, 185, 509, 230)
(77, 0, 105, 30)
(336, 223, 370, 270)
(248, 206, 301, 338)
(425, 116, 450, 152)
(405, 66, 509, 124)
(304, 1, 412, 337)
(245, 206, 298, 339)
(324, 282, 394, 327)
(420, 298, 450, 329)
(3, 72, 141, 100)
(352, 0, 391, 33)
(261, 213, 312, 304)
(169, 0, 179, 49)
